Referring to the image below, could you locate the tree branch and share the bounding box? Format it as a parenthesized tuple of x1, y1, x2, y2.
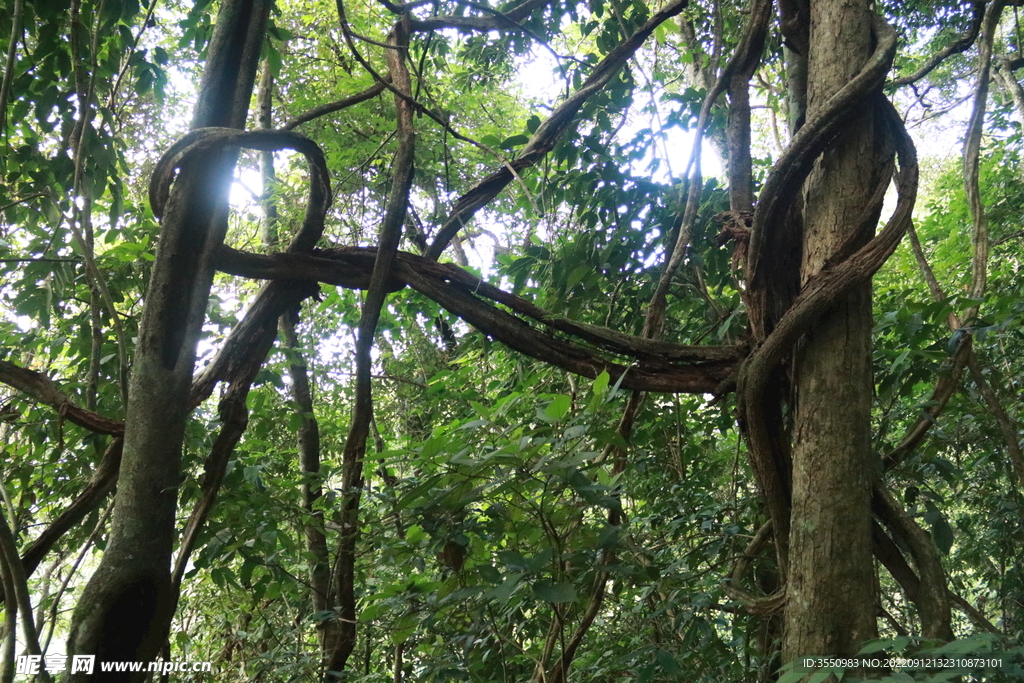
(284, 80, 388, 130)
(0, 360, 124, 435)
(326, 18, 417, 673)
(890, 1, 985, 87)
(0, 0, 24, 137)
(18, 438, 123, 582)
(872, 483, 953, 640)
(408, 0, 550, 32)
(425, 0, 690, 260)
(212, 245, 742, 394)
(0, 489, 52, 681)
(961, 0, 1005, 323)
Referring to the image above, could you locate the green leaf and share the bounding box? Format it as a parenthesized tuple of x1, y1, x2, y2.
(923, 501, 954, 554)
(309, 610, 336, 624)
(532, 580, 577, 603)
(496, 550, 530, 572)
(655, 649, 680, 674)
(484, 573, 523, 602)
(565, 263, 589, 291)
(946, 327, 967, 355)
(544, 394, 572, 420)
(807, 668, 841, 683)
(392, 612, 418, 644)
(776, 668, 809, 683)
(501, 134, 529, 149)
(931, 514, 955, 555)
(637, 663, 657, 683)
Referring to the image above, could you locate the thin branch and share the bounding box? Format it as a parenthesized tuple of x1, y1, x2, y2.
(890, 1, 986, 87)
(0, 258, 78, 263)
(0, 523, 14, 683)
(326, 17, 416, 673)
(645, 0, 772, 339)
(283, 81, 388, 130)
(993, 228, 1024, 245)
(63, 217, 131, 405)
(882, 336, 971, 470)
(41, 505, 112, 654)
(872, 483, 953, 640)
(0, 192, 47, 214)
(425, 0, 690, 260)
(949, 591, 1002, 633)
(901, 173, 1024, 489)
(333, 6, 541, 221)
(410, 0, 580, 67)
(0, 0, 24, 139)
(882, 224, 970, 470)
(106, 0, 160, 113)
(0, 360, 124, 435)
(16, 438, 122, 584)
(407, 0, 550, 32)
(373, 0, 433, 13)
(370, 373, 427, 389)
(966, 354, 1024, 488)
(171, 388, 252, 590)
(994, 57, 1024, 129)
(0, 485, 52, 682)
(961, 0, 1006, 323)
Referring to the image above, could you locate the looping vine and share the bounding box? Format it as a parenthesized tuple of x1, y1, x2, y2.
(146, 128, 334, 407)
(149, 127, 332, 253)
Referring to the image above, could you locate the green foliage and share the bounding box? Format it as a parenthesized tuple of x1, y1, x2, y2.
(1, 0, 1023, 680)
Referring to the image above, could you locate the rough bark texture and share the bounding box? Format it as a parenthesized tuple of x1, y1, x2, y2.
(65, 0, 271, 677)
(783, 0, 887, 660)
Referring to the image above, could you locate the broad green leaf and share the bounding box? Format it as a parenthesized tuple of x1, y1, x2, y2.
(544, 394, 572, 420)
(532, 580, 577, 603)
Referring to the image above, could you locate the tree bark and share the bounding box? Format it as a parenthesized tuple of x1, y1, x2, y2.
(66, 0, 271, 677)
(783, 0, 890, 662)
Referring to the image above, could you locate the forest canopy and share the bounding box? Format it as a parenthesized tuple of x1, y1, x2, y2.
(0, 0, 1022, 681)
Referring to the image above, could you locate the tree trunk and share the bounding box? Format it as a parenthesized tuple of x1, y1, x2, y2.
(66, 0, 271, 678)
(783, 0, 890, 661)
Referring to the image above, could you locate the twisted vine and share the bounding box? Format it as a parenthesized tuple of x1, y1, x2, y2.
(736, 12, 916, 578)
(147, 126, 334, 599)
(746, 15, 898, 289)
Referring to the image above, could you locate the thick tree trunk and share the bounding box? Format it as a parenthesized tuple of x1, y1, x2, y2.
(783, 0, 890, 661)
(66, 0, 271, 678)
